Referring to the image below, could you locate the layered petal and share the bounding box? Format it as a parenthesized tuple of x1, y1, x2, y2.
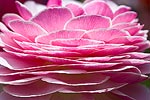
(15, 1, 32, 20)
(65, 15, 111, 30)
(31, 8, 73, 32)
(84, 1, 113, 18)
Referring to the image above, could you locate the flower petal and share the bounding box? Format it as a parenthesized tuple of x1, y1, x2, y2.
(47, 0, 62, 7)
(0, 52, 46, 70)
(35, 30, 85, 44)
(109, 36, 145, 44)
(31, 8, 73, 32)
(0, 74, 41, 85)
(15, 1, 32, 20)
(114, 84, 150, 100)
(0, 92, 51, 100)
(51, 38, 104, 47)
(86, 29, 129, 42)
(2, 14, 24, 27)
(60, 80, 126, 93)
(66, 3, 84, 16)
(4, 80, 64, 97)
(65, 15, 111, 30)
(114, 5, 131, 17)
(9, 20, 48, 41)
(112, 11, 137, 25)
(42, 73, 109, 86)
(84, 1, 113, 18)
(90, 45, 138, 56)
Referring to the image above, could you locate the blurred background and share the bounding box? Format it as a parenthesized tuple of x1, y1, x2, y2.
(0, 0, 150, 91)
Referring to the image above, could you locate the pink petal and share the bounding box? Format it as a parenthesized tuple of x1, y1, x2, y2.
(135, 30, 148, 37)
(134, 41, 150, 51)
(0, 52, 46, 70)
(0, 74, 41, 85)
(138, 64, 150, 74)
(112, 23, 138, 29)
(65, 15, 111, 30)
(42, 73, 109, 86)
(0, 66, 15, 76)
(4, 80, 64, 97)
(109, 36, 145, 44)
(86, 29, 129, 42)
(116, 84, 150, 100)
(0, 23, 29, 47)
(116, 59, 150, 66)
(51, 38, 104, 47)
(38, 56, 120, 70)
(15, 1, 32, 20)
(90, 45, 138, 56)
(84, 1, 113, 18)
(23, 49, 81, 58)
(125, 52, 150, 59)
(60, 80, 126, 93)
(112, 11, 137, 25)
(31, 8, 73, 32)
(35, 30, 85, 44)
(66, 3, 84, 16)
(105, 71, 147, 83)
(47, 0, 62, 7)
(79, 56, 128, 62)
(38, 56, 85, 64)
(124, 25, 143, 36)
(2, 14, 24, 27)
(1, 30, 31, 42)
(0, 92, 51, 100)
(114, 5, 131, 17)
(9, 20, 47, 41)
(0, 34, 23, 50)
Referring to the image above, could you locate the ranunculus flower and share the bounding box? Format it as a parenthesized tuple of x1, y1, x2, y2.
(0, 0, 150, 99)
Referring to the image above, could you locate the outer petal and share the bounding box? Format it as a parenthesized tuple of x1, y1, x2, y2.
(84, 1, 113, 18)
(47, 0, 62, 7)
(35, 30, 85, 44)
(65, 15, 111, 30)
(113, 84, 150, 100)
(112, 11, 137, 25)
(4, 80, 64, 97)
(86, 29, 129, 42)
(15, 1, 32, 20)
(66, 3, 84, 16)
(114, 5, 131, 17)
(0, 52, 46, 70)
(0, 92, 51, 100)
(59, 80, 126, 93)
(31, 8, 73, 32)
(42, 73, 109, 86)
(9, 20, 48, 41)
(2, 14, 24, 27)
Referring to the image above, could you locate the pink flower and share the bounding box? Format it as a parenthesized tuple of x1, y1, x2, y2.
(0, 0, 150, 99)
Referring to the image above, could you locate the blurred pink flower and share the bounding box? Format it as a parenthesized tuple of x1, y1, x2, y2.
(0, 0, 150, 99)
